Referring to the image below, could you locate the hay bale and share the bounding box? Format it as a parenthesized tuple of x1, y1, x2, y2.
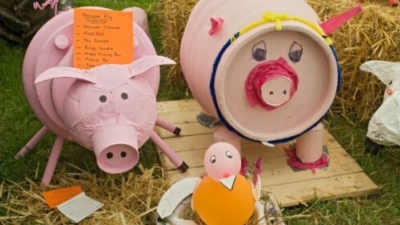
(157, 0, 400, 122)
(0, 164, 171, 224)
(155, 0, 198, 87)
(307, 0, 400, 122)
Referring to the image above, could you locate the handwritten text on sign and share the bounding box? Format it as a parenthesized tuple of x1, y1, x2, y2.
(73, 9, 133, 69)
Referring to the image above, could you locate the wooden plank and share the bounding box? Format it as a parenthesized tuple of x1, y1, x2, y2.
(155, 99, 380, 208)
(159, 130, 341, 154)
(263, 172, 379, 207)
(157, 122, 220, 139)
(159, 144, 353, 172)
(157, 109, 200, 124)
(157, 99, 201, 113)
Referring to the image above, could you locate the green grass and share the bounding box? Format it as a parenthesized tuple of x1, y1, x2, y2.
(0, 0, 399, 224)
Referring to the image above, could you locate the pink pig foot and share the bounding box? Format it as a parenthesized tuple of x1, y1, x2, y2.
(389, 0, 399, 6)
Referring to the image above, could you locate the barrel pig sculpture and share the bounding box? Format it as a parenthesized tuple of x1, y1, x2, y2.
(16, 7, 188, 186)
(180, 0, 361, 170)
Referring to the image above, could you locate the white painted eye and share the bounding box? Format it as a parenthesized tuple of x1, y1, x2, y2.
(226, 151, 233, 159)
(210, 155, 216, 163)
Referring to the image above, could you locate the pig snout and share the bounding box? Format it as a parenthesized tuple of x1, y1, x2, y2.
(245, 57, 299, 110)
(92, 126, 139, 174)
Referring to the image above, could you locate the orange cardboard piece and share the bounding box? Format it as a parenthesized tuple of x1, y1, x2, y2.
(73, 8, 134, 69)
(42, 186, 83, 208)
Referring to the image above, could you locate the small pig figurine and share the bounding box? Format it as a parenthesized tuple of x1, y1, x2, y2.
(180, 0, 361, 170)
(360, 60, 400, 154)
(16, 7, 188, 186)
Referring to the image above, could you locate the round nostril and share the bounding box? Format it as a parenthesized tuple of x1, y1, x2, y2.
(269, 91, 274, 95)
(121, 151, 127, 158)
(106, 152, 113, 159)
(283, 90, 287, 95)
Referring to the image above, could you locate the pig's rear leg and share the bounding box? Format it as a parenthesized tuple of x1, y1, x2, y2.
(15, 126, 49, 158)
(197, 109, 219, 128)
(150, 131, 188, 172)
(41, 136, 64, 187)
(156, 118, 181, 135)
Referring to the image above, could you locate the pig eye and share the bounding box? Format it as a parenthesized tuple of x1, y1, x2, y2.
(121, 92, 128, 100)
(289, 42, 303, 63)
(252, 41, 267, 61)
(226, 151, 233, 159)
(389, 81, 393, 85)
(210, 155, 216, 164)
(99, 95, 107, 103)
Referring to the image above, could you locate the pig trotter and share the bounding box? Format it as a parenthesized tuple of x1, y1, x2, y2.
(178, 161, 189, 172)
(173, 127, 182, 136)
(41, 136, 64, 186)
(15, 126, 49, 159)
(197, 112, 219, 128)
(156, 118, 181, 136)
(364, 137, 384, 155)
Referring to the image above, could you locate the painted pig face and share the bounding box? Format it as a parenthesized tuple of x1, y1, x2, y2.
(35, 55, 176, 173)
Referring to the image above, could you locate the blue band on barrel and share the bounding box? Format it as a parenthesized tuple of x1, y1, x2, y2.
(210, 34, 342, 144)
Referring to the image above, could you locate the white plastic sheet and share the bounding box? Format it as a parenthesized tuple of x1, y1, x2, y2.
(360, 60, 400, 146)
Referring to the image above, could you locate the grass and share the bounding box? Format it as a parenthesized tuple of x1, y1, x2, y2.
(0, 0, 399, 224)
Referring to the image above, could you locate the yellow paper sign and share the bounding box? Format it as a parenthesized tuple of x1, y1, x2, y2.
(42, 185, 83, 208)
(73, 8, 134, 69)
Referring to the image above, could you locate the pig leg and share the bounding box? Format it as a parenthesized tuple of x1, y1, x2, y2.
(287, 123, 329, 173)
(197, 109, 219, 128)
(15, 126, 49, 158)
(213, 127, 242, 153)
(41, 136, 64, 187)
(156, 118, 181, 135)
(150, 131, 188, 172)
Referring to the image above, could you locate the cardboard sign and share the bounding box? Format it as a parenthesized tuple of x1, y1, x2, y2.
(73, 8, 133, 69)
(57, 192, 104, 223)
(42, 185, 83, 208)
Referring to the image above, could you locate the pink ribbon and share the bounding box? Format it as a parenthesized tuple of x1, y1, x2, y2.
(285, 147, 329, 174)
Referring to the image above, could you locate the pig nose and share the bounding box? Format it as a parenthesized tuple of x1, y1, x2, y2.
(245, 57, 299, 110)
(387, 88, 394, 96)
(260, 76, 293, 107)
(92, 127, 139, 174)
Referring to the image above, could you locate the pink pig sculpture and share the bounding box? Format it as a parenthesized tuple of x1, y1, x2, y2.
(180, 0, 362, 170)
(16, 7, 188, 186)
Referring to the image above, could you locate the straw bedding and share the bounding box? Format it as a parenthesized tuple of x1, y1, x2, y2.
(0, 164, 170, 224)
(0, 164, 284, 224)
(156, 0, 400, 122)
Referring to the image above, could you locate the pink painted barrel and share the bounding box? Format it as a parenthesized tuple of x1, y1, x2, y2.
(180, 0, 343, 144)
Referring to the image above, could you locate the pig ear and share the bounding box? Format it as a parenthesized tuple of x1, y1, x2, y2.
(360, 61, 400, 85)
(127, 55, 176, 78)
(320, 5, 362, 35)
(35, 67, 96, 84)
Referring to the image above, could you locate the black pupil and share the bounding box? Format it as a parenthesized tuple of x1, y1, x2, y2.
(121, 151, 127, 158)
(99, 95, 107, 102)
(253, 48, 266, 61)
(389, 81, 393, 85)
(106, 152, 113, 159)
(121, 92, 128, 100)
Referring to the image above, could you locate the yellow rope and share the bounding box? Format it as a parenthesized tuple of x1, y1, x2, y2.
(231, 12, 332, 45)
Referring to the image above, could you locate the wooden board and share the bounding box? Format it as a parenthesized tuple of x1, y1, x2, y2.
(155, 99, 379, 207)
